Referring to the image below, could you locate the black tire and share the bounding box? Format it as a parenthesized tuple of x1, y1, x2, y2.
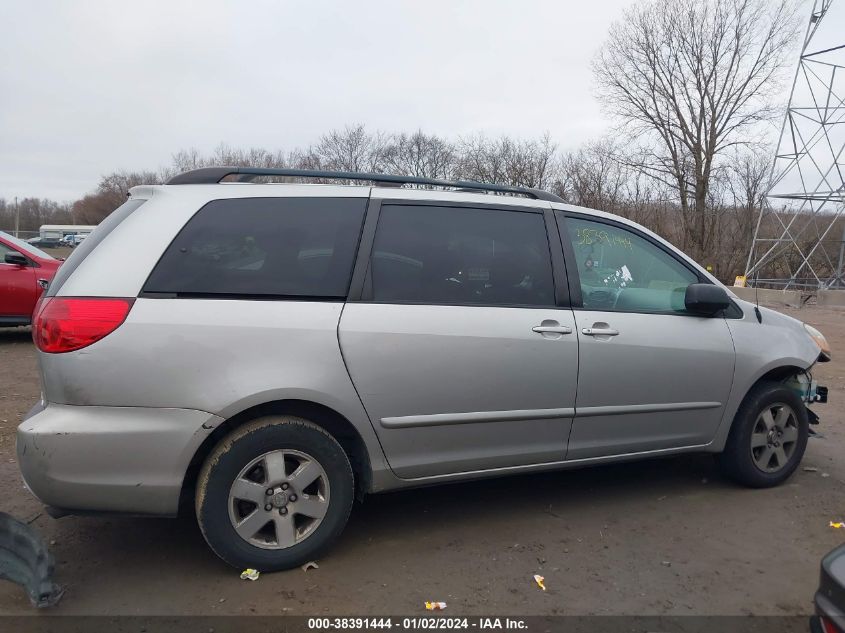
(196, 416, 354, 571)
(717, 381, 809, 488)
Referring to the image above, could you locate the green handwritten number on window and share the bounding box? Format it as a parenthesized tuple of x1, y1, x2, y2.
(576, 227, 632, 249)
(613, 234, 633, 250)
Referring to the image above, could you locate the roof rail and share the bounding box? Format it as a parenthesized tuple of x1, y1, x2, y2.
(165, 166, 564, 203)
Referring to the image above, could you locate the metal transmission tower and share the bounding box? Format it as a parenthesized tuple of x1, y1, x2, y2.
(745, 0, 845, 289)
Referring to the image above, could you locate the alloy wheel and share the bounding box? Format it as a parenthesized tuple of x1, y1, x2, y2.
(227, 449, 330, 549)
(750, 402, 799, 473)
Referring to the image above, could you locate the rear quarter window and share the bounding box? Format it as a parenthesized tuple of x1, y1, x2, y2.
(142, 197, 366, 299)
(46, 198, 146, 297)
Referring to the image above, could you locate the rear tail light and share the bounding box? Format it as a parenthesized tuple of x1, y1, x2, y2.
(33, 297, 134, 353)
(819, 616, 842, 633)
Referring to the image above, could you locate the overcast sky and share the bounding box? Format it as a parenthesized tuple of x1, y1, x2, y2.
(0, 0, 649, 201)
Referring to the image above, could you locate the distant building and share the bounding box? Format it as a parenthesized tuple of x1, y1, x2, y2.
(39, 224, 96, 240)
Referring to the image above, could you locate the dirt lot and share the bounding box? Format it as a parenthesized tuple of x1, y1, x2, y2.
(0, 305, 843, 616)
(42, 246, 73, 259)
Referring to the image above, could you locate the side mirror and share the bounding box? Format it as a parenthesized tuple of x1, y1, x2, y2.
(685, 283, 730, 316)
(4, 252, 29, 267)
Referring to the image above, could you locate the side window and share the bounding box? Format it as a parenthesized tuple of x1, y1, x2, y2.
(144, 197, 366, 298)
(564, 217, 698, 314)
(0, 242, 14, 259)
(369, 204, 555, 307)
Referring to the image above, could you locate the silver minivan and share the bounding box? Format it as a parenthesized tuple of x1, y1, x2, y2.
(17, 167, 831, 570)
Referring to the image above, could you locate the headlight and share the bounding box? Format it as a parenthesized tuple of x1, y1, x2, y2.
(804, 323, 832, 361)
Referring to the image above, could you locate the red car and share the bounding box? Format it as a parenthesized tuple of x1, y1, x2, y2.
(0, 231, 62, 327)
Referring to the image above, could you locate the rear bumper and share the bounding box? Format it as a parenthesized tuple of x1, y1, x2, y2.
(813, 544, 845, 633)
(16, 402, 222, 516)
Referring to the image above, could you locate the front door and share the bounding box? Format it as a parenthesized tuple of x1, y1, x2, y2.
(558, 213, 736, 460)
(0, 242, 36, 319)
(339, 202, 579, 479)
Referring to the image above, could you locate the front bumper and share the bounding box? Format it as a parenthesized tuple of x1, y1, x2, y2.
(16, 402, 222, 516)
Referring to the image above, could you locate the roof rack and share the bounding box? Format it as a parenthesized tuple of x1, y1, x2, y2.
(165, 166, 564, 203)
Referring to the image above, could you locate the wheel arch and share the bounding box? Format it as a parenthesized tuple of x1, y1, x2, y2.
(179, 399, 372, 514)
(753, 364, 808, 384)
(710, 361, 810, 452)
(715, 364, 811, 486)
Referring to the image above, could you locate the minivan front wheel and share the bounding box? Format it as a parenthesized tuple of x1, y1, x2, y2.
(196, 416, 354, 571)
(718, 381, 809, 488)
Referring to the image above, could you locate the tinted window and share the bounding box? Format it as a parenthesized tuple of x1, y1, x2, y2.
(369, 205, 554, 306)
(564, 217, 698, 313)
(144, 197, 366, 298)
(47, 199, 146, 297)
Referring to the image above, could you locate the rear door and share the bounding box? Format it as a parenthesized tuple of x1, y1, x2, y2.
(339, 200, 579, 479)
(557, 212, 736, 459)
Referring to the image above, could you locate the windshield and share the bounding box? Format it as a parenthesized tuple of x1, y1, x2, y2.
(0, 231, 54, 260)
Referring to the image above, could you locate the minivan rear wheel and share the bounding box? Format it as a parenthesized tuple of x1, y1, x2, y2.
(717, 381, 809, 488)
(195, 416, 354, 571)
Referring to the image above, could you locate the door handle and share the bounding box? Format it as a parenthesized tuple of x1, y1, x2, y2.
(582, 327, 619, 336)
(532, 325, 572, 334)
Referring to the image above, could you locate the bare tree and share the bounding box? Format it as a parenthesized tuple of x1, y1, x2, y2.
(561, 138, 628, 211)
(167, 144, 289, 181)
(304, 124, 387, 174)
(382, 130, 456, 179)
(0, 197, 73, 234)
(593, 0, 799, 261)
(456, 133, 560, 190)
(559, 138, 671, 231)
(71, 170, 159, 224)
(168, 147, 207, 175)
(728, 148, 771, 248)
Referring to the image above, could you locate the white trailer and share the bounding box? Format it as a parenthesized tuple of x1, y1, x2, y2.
(39, 225, 96, 240)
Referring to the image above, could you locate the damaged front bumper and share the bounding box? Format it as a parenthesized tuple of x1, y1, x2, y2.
(17, 402, 222, 516)
(787, 371, 828, 406)
(786, 371, 828, 433)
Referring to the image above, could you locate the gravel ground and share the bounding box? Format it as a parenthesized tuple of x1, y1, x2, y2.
(0, 305, 843, 616)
